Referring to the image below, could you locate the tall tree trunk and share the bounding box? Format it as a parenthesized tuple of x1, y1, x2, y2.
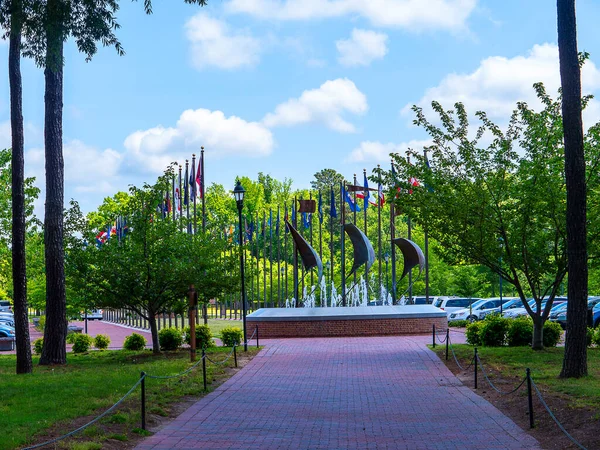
(148, 311, 160, 354)
(557, 0, 588, 378)
(40, 1, 67, 365)
(9, 0, 33, 374)
(531, 315, 544, 350)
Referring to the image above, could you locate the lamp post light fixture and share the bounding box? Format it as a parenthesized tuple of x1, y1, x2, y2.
(234, 180, 248, 351)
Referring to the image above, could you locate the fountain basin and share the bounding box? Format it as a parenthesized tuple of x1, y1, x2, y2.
(246, 305, 447, 338)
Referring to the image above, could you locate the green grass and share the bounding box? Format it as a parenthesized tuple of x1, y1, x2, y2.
(153, 317, 244, 339)
(0, 347, 259, 450)
(432, 344, 600, 409)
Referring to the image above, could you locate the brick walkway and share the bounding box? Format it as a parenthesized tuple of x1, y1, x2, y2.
(136, 335, 539, 450)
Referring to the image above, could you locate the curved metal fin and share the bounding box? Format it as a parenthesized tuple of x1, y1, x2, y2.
(344, 223, 376, 277)
(392, 238, 425, 281)
(285, 220, 323, 282)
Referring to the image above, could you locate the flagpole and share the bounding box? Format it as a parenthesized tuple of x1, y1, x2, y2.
(172, 174, 176, 221)
(256, 212, 260, 310)
(390, 161, 397, 305)
(178, 165, 183, 232)
(309, 192, 314, 290)
(330, 187, 334, 306)
(424, 150, 430, 304)
(284, 203, 288, 303)
(363, 168, 369, 300)
(263, 211, 267, 309)
(340, 182, 346, 306)
(277, 206, 281, 308)
(248, 217, 254, 311)
(407, 156, 413, 303)
(269, 210, 273, 308)
(353, 174, 357, 287)
(293, 198, 299, 306)
(192, 154, 197, 235)
(185, 160, 190, 234)
(377, 165, 382, 299)
(201, 147, 206, 233)
(318, 190, 323, 306)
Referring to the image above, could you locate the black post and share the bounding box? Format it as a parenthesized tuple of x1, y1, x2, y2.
(293, 199, 299, 305)
(474, 347, 478, 389)
(233, 345, 238, 367)
(340, 182, 346, 306)
(407, 216, 412, 303)
(263, 212, 267, 309)
(432, 324, 436, 348)
(202, 348, 207, 391)
(256, 325, 259, 348)
(377, 165, 382, 297)
(140, 371, 146, 431)
(527, 368, 534, 428)
(239, 211, 247, 352)
(192, 153, 197, 235)
(445, 328, 449, 361)
(201, 147, 206, 232)
(277, 206, 281, 307)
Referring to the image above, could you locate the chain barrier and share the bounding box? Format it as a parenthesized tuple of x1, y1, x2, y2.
(475, 354, 527, 396)
(244, 326, 257, 345)
(530, 379, 588, 450)
(434, 332, 448, 344)
(145, 354, 206, 380)
(23, 376, 145, 450)
(205, 346, 236, 366)
(447, 333, 474, 371)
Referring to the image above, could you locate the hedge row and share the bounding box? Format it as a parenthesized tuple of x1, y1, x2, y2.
(465, 315, 564, 347)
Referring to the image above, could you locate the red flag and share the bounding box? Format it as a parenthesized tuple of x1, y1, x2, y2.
(196, 154, 203, 199)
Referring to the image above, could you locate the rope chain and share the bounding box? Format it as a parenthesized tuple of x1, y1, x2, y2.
(475, 354, 527, 395)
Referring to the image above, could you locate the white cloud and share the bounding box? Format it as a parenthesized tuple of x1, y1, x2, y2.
(263, 78, 368, 132)
(185, 13, 262, 70)
(403, 43, 600, 124)
(347, 140, 431, 163)
(124, 108, 274, 173)
(226, 0, 477, 31)
(336, 29, 388, 67)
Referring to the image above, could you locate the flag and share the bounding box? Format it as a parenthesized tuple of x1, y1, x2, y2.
(189, 162, 196, 202)
(95, 230, 107, 246)
(246, 221, 254, 242)
(276, 209, 280, 236)
(106, 224, 111, 242)
(330, 188, 337, 218)
(302, 212, 310, 229)
(184, 165, 189, 206)
(285, 207, 290, 233)
(363, 172, 370, 209)
(269, 210, 273, 238)
(292, 204, 296, 224)
(318, 191, 323, 224)
(424, 151, 434, 192)
(195, 154, 203, 199)
(378, 181, 385, 207)
(175, 177, 181, 211)
(343, 187, 360, 212)
(391, 162, 401, 199)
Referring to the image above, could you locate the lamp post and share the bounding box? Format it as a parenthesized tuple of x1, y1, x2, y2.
(234, 181, 248, 351)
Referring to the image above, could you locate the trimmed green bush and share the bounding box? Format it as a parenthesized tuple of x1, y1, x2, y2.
(33, 338, 43, 355)
(72, 334, 94, 353)
(94, 334, 111, 350)
(465, 321, 483, 346)
(66, 331, 78, 344)
(220, 326, 243, 347)
(183, 325, 215, 349)
(448, 320, 468, 328)
(123, 333, 147, 351)
(35, 316, 46, 332)
(543, 321, 563, 348)
(507, 317, 533, 346)
(158, 327, 183, 351)
(479, 314, 509, 347)
(593, 328, 600, 347)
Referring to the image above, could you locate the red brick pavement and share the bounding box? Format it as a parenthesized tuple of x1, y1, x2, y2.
(135, 334, 539, 450)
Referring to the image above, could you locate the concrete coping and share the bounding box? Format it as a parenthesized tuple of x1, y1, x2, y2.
(246, 305, 446, 322)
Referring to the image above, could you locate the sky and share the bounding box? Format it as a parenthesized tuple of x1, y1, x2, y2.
(2, 0, 600, 218)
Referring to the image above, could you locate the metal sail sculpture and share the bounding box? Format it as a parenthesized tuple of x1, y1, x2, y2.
(393, 238, 425, 281)
(285, 220, 323, 282)
(344, 223, 376, 277)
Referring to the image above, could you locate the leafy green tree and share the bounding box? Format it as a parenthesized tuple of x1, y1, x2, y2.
(68, 174, 236, 353)
(557, 0, 588, 378)
(390, 83, 600, 350)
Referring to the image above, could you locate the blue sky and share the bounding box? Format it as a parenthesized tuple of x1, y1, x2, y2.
(2, 0, 600, 216)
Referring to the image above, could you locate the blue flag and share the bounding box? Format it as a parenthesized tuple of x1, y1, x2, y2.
(363, 172, 370, 209)
(343, 187, 360, 212)
(302, 212, 310, 229)
(330, 188, 337, 218)
(189, 163, 196, 202)
(318, 191, 323, 224)
(246, 221, 254, 242)
(292, 204, 296, 224)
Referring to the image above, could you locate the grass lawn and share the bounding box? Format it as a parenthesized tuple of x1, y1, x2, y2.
(151, 317, 245, 338)
(431, 344, 600, 449)
(0, 346, 259, 450)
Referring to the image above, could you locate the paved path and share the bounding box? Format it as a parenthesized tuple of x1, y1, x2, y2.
(136, 335, 539, 450)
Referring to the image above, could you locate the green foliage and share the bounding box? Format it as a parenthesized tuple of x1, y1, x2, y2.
(123, 333, 147, 351)
(543, 321, 563, 348)
(158, 327, 183, 351)
(220, 326, 243, 347)
(593, 328, 600, 347)
(587, 327, 594, 348)
(72, 334, 94, 353)
(465, 321, 483, 346)
(66, 332, 78, 344)
(479, 314, 509, 347)
(93, 334, 111, 350)
(35, 315, 46, 332)
(184, 325, 214, 349)
(507, 317, 534, 347)
(448, 320, 468, 328)
(33, 338, 43, 355)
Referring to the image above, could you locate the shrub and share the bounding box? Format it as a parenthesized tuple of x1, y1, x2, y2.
(448, 320, 468, 328)
(507, 317, 533, 346)
(72, 334, 94, 353)
(158, 327, 183, 351)
(587, 327, 594, 347)
(220, 326, 243, 347)
(593, 328, 600, 347)
(123, 333, 147, 351)
(66, 331, 78, 344)
(465, 321, 483, 346)
(183, 325, 215, 349)
(94, 334, 111, 350)
(479, 314, 509, 347)
(543, 321, 563, 348)
(33, 338, 43, 355)
(35, 316, 46, 332)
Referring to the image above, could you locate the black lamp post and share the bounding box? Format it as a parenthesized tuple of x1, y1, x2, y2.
(234, 181, 248, 351)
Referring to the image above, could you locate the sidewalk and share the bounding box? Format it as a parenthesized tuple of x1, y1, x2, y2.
(136, 335, 540, 450)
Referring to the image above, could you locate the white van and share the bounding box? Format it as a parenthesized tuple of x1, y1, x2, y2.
(433, 297, 481, 315)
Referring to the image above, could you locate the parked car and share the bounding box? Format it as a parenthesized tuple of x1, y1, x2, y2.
(503, 297, 568, 319)
(433, 297, 480, 315)
(448, 298, 510, 322)
(554, 297, 600, 328)
(478, 297, 520, 319)
(0, 317, 14, 328)
(0, 324, 15, 338)
(0, 300, 12, 312)
(593, 303, 600, 328)
(411, 296, 436, 305)
(81, 309, 103, 320)
(548, 302, 568, 321)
